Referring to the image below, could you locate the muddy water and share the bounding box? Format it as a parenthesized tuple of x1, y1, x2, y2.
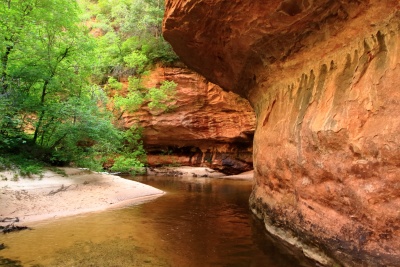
(0, 176, 304, 267)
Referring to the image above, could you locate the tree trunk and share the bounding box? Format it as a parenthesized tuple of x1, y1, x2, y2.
(33, 80, 49, 144)
(1, 43, 13, 93)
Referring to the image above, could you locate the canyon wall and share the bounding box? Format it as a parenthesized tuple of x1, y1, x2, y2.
(122, 66, 255, 174)
(163, 1, 400, 266)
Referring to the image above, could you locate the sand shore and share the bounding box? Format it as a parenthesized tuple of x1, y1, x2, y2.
(0, 168, 164, 225)
(146, 166, 254, 179)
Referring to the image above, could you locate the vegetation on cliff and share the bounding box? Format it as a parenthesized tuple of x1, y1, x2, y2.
(79, 0, 178, 79)
(0, 0, 177, 175)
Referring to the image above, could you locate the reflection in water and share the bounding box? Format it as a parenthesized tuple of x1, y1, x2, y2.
(0, 176, 308, 267)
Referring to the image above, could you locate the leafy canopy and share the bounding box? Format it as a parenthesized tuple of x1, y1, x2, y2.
(0, 0, 121, 170)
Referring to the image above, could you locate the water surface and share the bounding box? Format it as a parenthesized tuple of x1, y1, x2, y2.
(0, 175, 305, 267)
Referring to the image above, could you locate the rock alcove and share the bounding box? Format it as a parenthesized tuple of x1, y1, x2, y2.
(122, 66, 256, 175)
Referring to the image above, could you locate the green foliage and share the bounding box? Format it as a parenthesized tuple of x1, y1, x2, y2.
(124, 51, 149, 74)
(45, 97, 122, 165)
(111, 127, 146, 175)
(0, 154, 43, 177)
(80, 0, 178, 78)
(147, 80, 177, 111)
(0, 0, 125, 171)
(112, 76, 177, 119)
(122, 127, 146, 160)
(141, 36, 179, 64)
(94, 31, 125, 76)
(0, 0, 178, 174)
(106, 77, 123, 91)
(18, 164, 43, 178)
(111, 155, 144, 175)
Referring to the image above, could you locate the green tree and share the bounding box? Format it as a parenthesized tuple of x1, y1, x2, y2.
(0, 0, 122, 169)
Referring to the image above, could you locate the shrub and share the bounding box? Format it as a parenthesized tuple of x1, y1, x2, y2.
(110, 155, 145, 175)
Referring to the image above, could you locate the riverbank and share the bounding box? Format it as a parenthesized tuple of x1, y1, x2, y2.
(147, 166, 254, 180)
(0, 168, 165, 225)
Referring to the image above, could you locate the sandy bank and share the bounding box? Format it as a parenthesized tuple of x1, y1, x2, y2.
(147, 166, 254, 180)
(0, 168, 164, 224)
(220, 170, 254, 180)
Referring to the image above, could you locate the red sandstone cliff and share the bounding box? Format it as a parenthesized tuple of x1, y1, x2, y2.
(163, 1, 400, 266)
(122, 66, 255, 174)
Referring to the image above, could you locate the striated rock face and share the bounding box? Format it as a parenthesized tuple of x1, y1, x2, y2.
(164, 0, 400, 266)
(122, 66, 255, 174)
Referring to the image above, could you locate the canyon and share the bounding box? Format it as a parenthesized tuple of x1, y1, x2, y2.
(122, 66, 256, 174)
(163, 0, 400, 266)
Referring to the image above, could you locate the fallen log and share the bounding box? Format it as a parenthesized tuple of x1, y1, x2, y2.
(0, 224, 30, 234)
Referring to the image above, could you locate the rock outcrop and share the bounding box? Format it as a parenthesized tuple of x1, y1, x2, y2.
(122, 66, 255, 174)
(163, 1, 400, 266)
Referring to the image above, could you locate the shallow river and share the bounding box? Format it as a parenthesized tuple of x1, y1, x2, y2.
(0, 175, 305, 267)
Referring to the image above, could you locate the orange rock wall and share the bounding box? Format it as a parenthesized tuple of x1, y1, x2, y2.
(122, 66, 255, 173)
(250, 28, 400, 266)
(164, 0, 400, 266)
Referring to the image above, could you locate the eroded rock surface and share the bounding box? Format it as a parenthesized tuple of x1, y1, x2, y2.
(122, 66, 255, 174)
(164, 0, 400, 266)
